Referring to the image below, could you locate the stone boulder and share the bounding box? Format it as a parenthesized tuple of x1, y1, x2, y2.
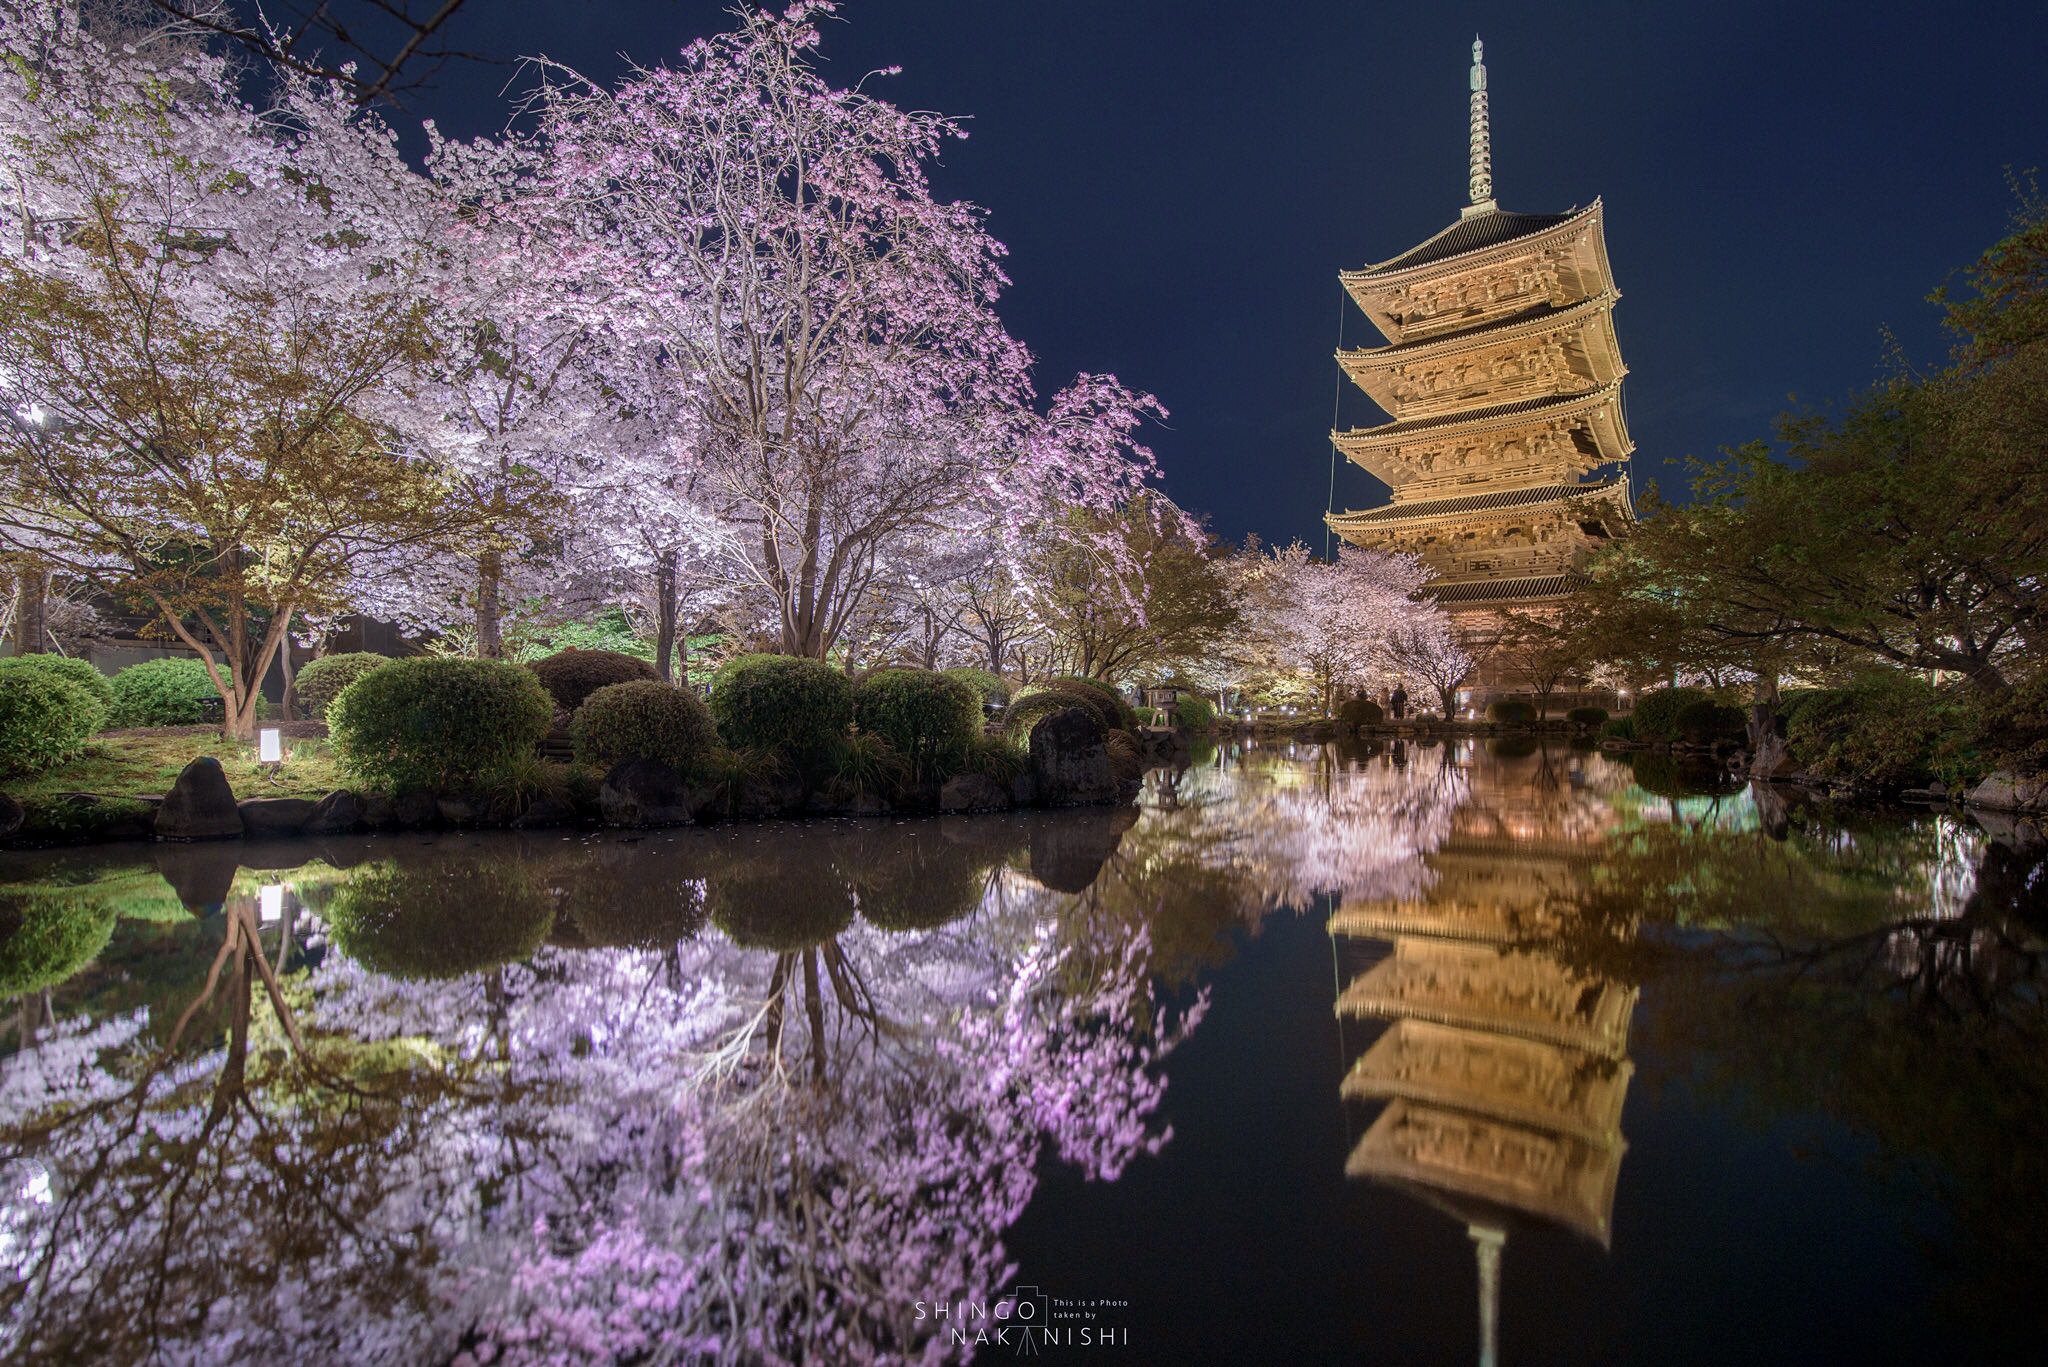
(1028, 707, 1117, 806)
(392, 791, 440, 828)
(1967, 770, 2048, 814)
(155, 757, 243, 841)
(600, 757, 701, 827)
(939, 772, 1010, 813)
(733, 768, 807, 821)
(237, 797, 317, 839)
(303, 790, 363, 835)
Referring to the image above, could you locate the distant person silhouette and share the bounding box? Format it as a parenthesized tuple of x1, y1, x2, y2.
(1390, 686, 1408, 720)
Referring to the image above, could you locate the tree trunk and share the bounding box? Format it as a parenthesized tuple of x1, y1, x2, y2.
(278, 612, 297, 718)
(11, 567, 48, 656)
(654, 552, 679, 682)
(1746, 673, 1790, 781)
(475, 551, 505, 660)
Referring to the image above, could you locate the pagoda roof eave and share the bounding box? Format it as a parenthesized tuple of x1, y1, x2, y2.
(1337, 290, 1621, 372)
(1331, 382, 1631, 451)
(1343, 199, 1602, 284)
(1325, 475, 1632, 534)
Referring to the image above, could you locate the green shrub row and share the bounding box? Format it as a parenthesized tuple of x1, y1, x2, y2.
(1486, 699, 1537, 725)
(1173, 693, 1217, 729)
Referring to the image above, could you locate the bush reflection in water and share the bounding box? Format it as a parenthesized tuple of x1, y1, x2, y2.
(0, 742, 2042, 1363)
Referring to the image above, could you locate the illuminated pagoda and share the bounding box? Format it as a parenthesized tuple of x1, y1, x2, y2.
(1332, 747, 1637, 1366)
(1325, 39, 1634, 652)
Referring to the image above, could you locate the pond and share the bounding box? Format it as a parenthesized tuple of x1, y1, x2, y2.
(1, 741, 2043, 1364)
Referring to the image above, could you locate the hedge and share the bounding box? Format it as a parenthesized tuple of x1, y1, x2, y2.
(854, 668, 980, 782)
(1566, 706, 1610, 728)
(1630, 686, 1713, 743)
(328, 656, 553, 792)
(1486, 699, 1538, 725)
(1783, 670, 1964, 790)
(572, 680, 721, 777)
(1600, 716, 1636, 741)
(1173, 693, 1218, 729)
(294, 652, 390, 720)
(0, 669, 106, 776)
(527, 648, 660, 712)
(1006, 677, 1130, 735)
(109, 657, 228, 726)
(0, 654, 114, 712)
(709, 654, 854, 767)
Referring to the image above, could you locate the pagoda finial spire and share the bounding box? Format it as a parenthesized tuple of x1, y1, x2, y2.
(1466, 35, 1496, 215)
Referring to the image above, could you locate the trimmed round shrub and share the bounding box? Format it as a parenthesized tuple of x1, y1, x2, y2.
(294, 652, 390, 720)
(0, 654, 114, 713)
(1673, 697, 1748, 746)
(326, 856, 554, 980)
(1339, 696, 1384, 729)
(1001, 690, 1092, 741)
(709, 654, 854, 766)
(328, 656, 553, 792)
(1566, 706, 1610, 728)
(942, 667, 1010, 711)
(1173, 694, 1218, 730)
(0, 892, 118, 997)
(109, 657, 224, 726)
(1629, 686, 1713, 743)
(1600, 715, 1636, 741)
(572, 680, 720, 776)
(1486, 699, 1538, 725)
(527, 647, 660, 712)
(854, 668, 980, 782)
(1051, 675, 1138, 731)
(0, 670, 105, 776)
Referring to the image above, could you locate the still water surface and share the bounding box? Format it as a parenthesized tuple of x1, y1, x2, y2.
(0, 741, 2042, 1364)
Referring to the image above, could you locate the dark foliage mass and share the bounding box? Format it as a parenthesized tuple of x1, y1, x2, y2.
(528, 649, 660, 713)
(572, 681, 721, 778)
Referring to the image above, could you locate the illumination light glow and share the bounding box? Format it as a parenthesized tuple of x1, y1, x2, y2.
(260, 884, 283, 924)
(258, 727, 283, 763)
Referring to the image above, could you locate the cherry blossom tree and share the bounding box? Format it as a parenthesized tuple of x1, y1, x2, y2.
(1240, 541, 1432, 715)
(0, 6, 514, 734)
(1386, 603, 1480, 718)
(522, 6, 1163, 661)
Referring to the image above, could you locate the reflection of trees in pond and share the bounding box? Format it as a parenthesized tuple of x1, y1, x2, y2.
(0, 893, 116, 999)
(0, 830, 1197, 1364)
(1527, 791, 2048, 1339)
(325, 853, 556, 980)
(543, 838, 710, 949)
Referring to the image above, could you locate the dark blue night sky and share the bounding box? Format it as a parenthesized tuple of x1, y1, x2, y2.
(398, 0, 2047, 547)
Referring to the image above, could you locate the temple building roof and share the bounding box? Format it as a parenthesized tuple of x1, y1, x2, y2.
(1429, 572, 1589, 605)
(1351, 207, 1581, 279)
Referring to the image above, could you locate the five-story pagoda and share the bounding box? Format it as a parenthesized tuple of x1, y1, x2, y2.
(1326, 39, 1633, 652)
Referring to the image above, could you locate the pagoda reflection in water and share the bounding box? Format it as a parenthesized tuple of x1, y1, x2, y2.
(1333, 742, 1635, 1367)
